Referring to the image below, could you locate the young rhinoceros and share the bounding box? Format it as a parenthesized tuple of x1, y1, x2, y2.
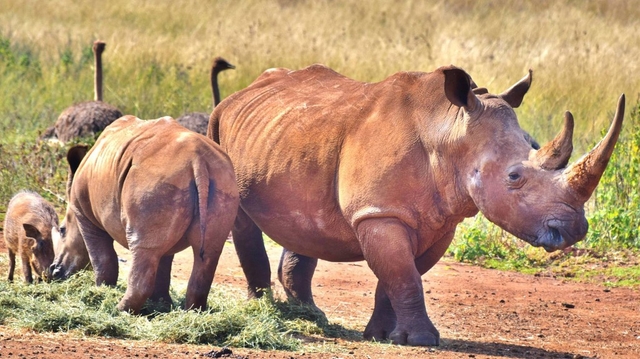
(49, 115, 239, 313)
(3, 191, 59, 283)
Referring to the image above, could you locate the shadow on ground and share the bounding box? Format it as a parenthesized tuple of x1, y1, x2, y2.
(440, 338, 586, 359)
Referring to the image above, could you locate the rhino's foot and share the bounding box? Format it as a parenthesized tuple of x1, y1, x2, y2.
(363, 312, 396, 342)
(364, 321, 439, 346)
(116, 300, 135, 314)
(389, 327, 440, 346)
(363, 327, 390, 342)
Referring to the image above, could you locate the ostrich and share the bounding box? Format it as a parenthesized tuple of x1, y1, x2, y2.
(175, 57, 235, 135)
(41, 40, 122, 143)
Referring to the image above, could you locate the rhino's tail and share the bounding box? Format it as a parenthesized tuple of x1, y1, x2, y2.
(194, 158, 210, 261)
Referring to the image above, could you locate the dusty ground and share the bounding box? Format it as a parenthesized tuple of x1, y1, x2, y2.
(0, 235, 639, 359)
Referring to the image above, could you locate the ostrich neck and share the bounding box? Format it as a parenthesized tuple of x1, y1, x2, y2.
(211, 70, 221, 108)
(94, 51, 103, 102)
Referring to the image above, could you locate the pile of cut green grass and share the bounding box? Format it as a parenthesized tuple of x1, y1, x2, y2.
(0, 271, 348, 350)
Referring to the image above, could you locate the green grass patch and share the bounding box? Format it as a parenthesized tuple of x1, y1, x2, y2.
(604, 266, 640, 287)
(541, 251, 640, 288)
(0, 270, 356, 349)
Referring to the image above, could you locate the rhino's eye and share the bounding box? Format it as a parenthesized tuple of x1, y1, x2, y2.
(506, 165, 525, 189)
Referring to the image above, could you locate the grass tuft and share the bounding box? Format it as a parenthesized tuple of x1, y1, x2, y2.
(0, 270, 354, 349)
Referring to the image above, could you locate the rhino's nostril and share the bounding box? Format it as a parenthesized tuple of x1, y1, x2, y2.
(49, 265, 64, 280)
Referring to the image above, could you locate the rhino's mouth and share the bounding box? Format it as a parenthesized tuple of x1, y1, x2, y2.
(534, 220, 582, 252)
(535, 227, 564, 252)
(48, 263, 70, 281)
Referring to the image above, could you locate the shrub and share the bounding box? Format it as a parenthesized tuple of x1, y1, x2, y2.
(586, 98, 640, 250)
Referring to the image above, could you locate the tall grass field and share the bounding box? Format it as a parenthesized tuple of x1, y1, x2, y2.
(0, 0, 639, 348)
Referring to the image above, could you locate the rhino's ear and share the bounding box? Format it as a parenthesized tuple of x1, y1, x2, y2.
(67, 145, 89, 175)
(499, 69, 532, 108)
(472, 87, 489, 95)
(443, 67, 479, 112)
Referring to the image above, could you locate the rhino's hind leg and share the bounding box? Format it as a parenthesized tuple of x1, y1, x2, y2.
(363, 282, 397, 341)
(232, 209, 271, 298)
(118, 251, 161, 313)
(149, 254, 175, 309)
(356, 217, 439, 346)
(184, 246, 222, 310)
(278, 248, 319, 307)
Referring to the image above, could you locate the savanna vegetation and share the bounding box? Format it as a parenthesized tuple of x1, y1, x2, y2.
(0, 0, 639, 350)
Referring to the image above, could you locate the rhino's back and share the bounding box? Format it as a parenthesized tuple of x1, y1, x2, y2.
(215, 64, 431, 179)
(72, 116, 236, 243)
(212, 66, 441, 260)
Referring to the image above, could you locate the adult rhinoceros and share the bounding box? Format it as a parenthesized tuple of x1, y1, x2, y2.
(208, 64, 624, 346)
(49, 115, 239, 313)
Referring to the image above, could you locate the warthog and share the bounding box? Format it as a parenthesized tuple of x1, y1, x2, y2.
(208, 64, 624, 346)
(4, 191, 59, 283)
(49, 115, 239, 313)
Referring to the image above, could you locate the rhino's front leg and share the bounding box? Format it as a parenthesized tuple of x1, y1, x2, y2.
(364, 231, 454, 344)
(356, 217, 439, 346)
(77, 214, 119, 286)
(277, 248, 319, 307)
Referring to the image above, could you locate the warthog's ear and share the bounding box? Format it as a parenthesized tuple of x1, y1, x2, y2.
(443, 67, 479, 113)
(499, 69, 532, 108)
(22, 224, 40, 248)
(67, 145, 89, 175)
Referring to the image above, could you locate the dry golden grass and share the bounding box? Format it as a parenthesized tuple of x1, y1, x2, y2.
(1, 0, 638, 147)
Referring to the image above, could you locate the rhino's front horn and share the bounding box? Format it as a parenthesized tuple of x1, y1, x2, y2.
(564, 94, 625, 202)
(534, 111, 574, 170)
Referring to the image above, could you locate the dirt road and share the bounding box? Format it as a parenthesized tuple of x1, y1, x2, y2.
(1, 236, 639, 358)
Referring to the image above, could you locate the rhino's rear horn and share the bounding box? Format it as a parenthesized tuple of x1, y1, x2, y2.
(534, 111, 574, 170)
(564, 94, 625, 201)
(499, 69, 532, 108)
